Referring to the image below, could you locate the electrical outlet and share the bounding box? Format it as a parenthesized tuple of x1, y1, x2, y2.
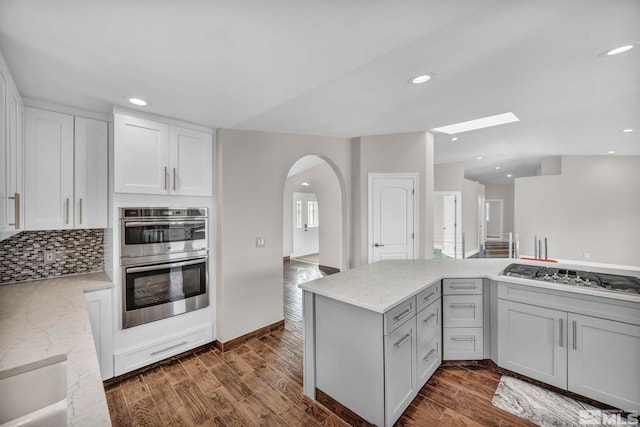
(43, 250, 56, 264)
(583, 252, 590, 259)
(256, 237, 266, 248)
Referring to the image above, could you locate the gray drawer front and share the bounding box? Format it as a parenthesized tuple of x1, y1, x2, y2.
(443, 327, 483, 360)
(443, 278, 483, 295)
(417, 282, 441, 312)
(417, 298, 441, 341)
(384, 296, 416, 335)
(443, 295, 483, 327)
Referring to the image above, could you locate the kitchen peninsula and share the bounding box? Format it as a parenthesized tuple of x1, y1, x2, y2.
(299, 259, 640, 427)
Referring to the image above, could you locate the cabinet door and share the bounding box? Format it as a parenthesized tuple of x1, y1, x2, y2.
(169, 126, 213, 196)
(384, 317, 416, 426)
(114, 114, 169, 194)
(84, 288, 114, 380)
(498, 300, 567, 389)
(75, 117, 108, 228)
(0, 70, 7, 229)
(568, 313, 640, 409)
(25, 108, 74, 230)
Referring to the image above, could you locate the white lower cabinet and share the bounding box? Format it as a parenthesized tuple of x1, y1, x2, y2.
(384, 317, 417, 424)
(497, 283, 640, 410)
(84, 288, 114, 380)
(443, 278, 483, 360)
(314, 281, 442, 427)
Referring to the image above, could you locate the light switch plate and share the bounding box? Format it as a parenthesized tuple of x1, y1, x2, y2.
(256, 237, 266, 248)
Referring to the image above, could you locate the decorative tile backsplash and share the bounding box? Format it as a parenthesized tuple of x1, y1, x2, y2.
(0, 229, 104, 284)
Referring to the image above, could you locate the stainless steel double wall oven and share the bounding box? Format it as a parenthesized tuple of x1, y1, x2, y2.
(120, 207, 209, 328)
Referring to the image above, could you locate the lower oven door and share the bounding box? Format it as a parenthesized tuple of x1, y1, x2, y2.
(122, 257, 209, 328)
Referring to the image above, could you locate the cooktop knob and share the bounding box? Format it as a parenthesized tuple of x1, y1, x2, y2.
(575, 275, 582, 284)
(543, 274, 551, 281)
(552, 273, 559, 281)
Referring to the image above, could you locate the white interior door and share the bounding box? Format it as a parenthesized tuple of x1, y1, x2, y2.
(292, 192, 319, 257)
(486, 199, 503, 240)
(442, 194, 456, 258)
(369, 174, 416, 263)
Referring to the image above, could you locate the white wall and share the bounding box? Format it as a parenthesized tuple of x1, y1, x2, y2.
(485, 183, 514, 238)
(515, 156, 640, 266)
(351, 132, 434, 267)
(283, 161, 342, 270)
(216, 129, 351, 342)
(434, 162, 465, 191)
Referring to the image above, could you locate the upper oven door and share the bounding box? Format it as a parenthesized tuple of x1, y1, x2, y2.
(121, 218, 207, 258)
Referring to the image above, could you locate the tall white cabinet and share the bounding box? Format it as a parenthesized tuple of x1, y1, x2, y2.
(24, 107, 107, 230)
(114, 113, 213, 196)
(0, 55, 24, 234)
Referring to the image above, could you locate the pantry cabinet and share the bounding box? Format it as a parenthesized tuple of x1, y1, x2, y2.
(24, 108, 107, 230)
(114, 113, 213, 196)
(497, 282, 640, 410)
(0, 60, 24, 234)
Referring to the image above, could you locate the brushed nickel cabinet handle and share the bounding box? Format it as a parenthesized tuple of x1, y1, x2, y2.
(424, 349, 436, 361)
(450, 336, 476, 342)
(173, 167, 176, 191)
(394, 307, 413, 322)
(79, 198, 83, 224)
(450, 303, 476, 308)
(572, 320, 577, 350)
(559, 318, 564, 347)
(423, 292, 437, 302)
(150, 341, 188, 356)
(66, 198, 70, 224)
(394, 330, 413, 348)
(449, 284, 477, 289)
(424, 313, 437, 325)
(164, 166, 168, 190)
(8, 192, 20, 229)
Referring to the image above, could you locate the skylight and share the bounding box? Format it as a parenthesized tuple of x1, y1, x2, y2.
(431, 112, 520, 135)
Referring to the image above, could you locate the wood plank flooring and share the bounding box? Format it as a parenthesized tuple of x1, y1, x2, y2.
(104, 261, 541, 426)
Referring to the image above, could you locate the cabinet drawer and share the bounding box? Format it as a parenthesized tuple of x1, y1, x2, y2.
(443, 327, 483, 360)
(443, 278, 483, 295)
(384, 296, 416, 335)
(443, 295, 483, 327)
(417, 282, 441, 312)
(417, 298, 440, 341)
(417, 333, 440, 387)
(114, 324, 211, 376)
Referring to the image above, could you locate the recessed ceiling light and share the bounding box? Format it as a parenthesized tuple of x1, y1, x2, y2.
(606, 44, 634, 56)
(507, 174, 512, 178)
(607, 150, 616, 154)
(451, 137, 458, 141)
(301, 182, 310, 186)
(410, 74, 434, 84)
(431, 112, 520, 134)
(623, 128, 634, 133)
(128, 97, 149, 106)
(476, 156, 483, 160)
(495, 166, 501, 170)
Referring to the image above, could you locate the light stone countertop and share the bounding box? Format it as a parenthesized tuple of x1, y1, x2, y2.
(299, 259, 640, 313)
(0, 272, 113, 427)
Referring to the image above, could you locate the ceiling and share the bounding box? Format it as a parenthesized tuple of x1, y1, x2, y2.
(0, 0, 638, 185)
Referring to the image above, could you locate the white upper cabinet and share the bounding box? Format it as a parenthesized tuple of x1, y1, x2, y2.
(25, 108, 75, 230)
(114, 114, 169, 194)
(25, 108, 108, 230)
(0, 57, 24, 233)
(169, 126, 213, 196)
(75, 117, 108, 228)
(114, 113, 213, 196)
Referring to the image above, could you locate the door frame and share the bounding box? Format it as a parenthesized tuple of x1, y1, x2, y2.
(367, 173, 418, 264)
(485, 199, 504, 241)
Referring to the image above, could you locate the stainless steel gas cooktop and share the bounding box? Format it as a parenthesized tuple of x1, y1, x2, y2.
(501, 263, 640, 295)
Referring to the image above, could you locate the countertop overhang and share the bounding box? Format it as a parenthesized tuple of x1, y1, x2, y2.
(0, 272, 113, 427)
(298, 259, 640, 313)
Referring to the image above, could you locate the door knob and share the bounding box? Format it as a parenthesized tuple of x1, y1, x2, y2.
(374, 243, 384, 247)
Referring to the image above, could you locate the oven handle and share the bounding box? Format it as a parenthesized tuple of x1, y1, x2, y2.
(124, 220, 206, 227)
(126, 258, 207, 273)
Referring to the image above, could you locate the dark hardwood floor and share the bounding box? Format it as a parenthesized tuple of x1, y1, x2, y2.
(105, 260, 541, 426)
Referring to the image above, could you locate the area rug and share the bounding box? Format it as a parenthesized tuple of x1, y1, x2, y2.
(491, 376, 631, 426)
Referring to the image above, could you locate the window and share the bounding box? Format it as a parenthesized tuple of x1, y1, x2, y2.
(308, 201, 319, 228)
(296, 201, 302, 228)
